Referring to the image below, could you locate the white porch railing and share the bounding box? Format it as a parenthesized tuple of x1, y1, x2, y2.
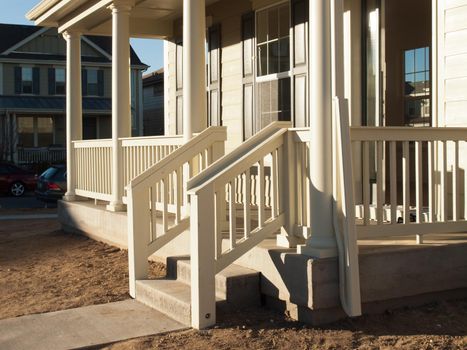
(72, 135, 185, 202)
(126, 126, 227, 297)
(17, 146, 66, 165)
(121, 135, 185, 193)
(73, 139, 113, 201)
(187, 121, 291, 328)
(350, 126, 467, 240)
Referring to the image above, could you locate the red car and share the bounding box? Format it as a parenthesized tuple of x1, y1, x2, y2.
(0, 163, 37, 197)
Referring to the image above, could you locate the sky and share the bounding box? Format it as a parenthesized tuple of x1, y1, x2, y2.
(0, 1, 164, 73)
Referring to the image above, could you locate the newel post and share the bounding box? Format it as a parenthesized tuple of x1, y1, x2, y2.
(63, 30, 82, 201)
(127, 185, 149, 297)
(277, 131, 303, 247)
(190, 186, 216, 329)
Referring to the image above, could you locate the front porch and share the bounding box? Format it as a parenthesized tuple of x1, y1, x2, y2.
(27, 0, 467, 330)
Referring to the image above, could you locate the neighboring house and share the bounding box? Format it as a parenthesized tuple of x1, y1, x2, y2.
(0, 23, 147, 165)
(27, 0, 467, 332)
(142, 68, 164, 136)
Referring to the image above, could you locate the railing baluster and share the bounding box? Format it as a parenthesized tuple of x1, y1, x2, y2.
(453, 141, 459, 221)
(295, 141, 303, 226)
(175, 167, 182, 223)
(149, 186, 154, 242)
(415, 141, 423, 224)
(163, 175, 169, 234)
(271, 149, 279, 218)
(244, 169, 251, 239)
(229, 180, 236, 249)
(428, 140, 435, 222)
(258, 159, 265, 228)
(390, 141, 397, 224)
(415, 141, 423, 243)
(363, 141, 370, 225)
(441, 140, 447, 222)
(403, 141, 410, 224)
(376, 140, 384, 225)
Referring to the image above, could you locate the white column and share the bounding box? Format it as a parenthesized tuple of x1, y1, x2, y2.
(63, 31, 82, 201)
(297, 0, 337, 257)
(107, 1, 132, 212)
(182, 0, 207, 141)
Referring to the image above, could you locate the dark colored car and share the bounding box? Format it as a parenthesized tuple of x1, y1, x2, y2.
(0, 162, 37, 197)
(35, 165, 67, 202)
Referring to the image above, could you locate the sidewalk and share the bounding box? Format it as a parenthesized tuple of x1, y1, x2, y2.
(0, 300, 186, 350)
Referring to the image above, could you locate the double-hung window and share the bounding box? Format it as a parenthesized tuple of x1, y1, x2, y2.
(256, 3, 291, 131)
(55, 68, 66, 95)
(21, 67, 33, 94)
(404, 47, 431, 126)
(87, 68, 99, 96)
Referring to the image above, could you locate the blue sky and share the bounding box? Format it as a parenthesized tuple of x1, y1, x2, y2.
(0, 1, 163, 73)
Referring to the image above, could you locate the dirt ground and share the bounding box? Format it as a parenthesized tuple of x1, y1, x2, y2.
(1, 218, 466, 349)
(0, 219, 164, 320)
(103, 300, 467, 350)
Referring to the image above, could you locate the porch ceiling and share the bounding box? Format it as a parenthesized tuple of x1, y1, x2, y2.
(27, 0, 220, 39)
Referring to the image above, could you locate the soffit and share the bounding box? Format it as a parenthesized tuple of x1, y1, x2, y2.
(27, 0, 220, 38)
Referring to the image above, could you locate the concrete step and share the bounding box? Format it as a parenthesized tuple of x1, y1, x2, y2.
(135, 279, 192, 326)
(135, 278, 229, 327)
(166, 256, 261, 307)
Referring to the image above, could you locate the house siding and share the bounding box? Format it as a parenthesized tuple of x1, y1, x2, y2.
(439, 0, 467, 127)
(437, 0, 467, 216)
(166, 0, 252, 153)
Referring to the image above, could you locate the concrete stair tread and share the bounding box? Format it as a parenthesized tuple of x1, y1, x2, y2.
(135, 278, 224, 326)
(167, 256, 260, 281)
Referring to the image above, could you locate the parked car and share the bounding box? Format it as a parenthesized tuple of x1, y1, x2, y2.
(35, 165, 67, 202)
(0, 162, 37, 197)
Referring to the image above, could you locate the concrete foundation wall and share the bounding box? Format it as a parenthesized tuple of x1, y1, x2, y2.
(58, 200, 191, 261)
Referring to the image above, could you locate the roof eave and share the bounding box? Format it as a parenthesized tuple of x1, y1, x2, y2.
(26, 0, 62, 22)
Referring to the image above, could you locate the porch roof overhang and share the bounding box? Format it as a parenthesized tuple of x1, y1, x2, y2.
(26, 0, 220, 39)
(0, 96, 112, 115)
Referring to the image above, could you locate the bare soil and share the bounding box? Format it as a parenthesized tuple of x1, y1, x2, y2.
(0, 219, 164, 320)
(1, 218, 466, 349)
(103, 300, 467, 350)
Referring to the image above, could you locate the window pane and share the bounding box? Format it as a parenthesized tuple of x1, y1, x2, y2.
(17, 117, 34, 147)
(257, 10, 268, 44)
(88, 69, 98, 83)
(279, 5, 289, 38)
(37, 117, 53, 147)
(22, 81, 33, 94)
(257, 44, 268, 76)
(55, 68, 65, 83)
(415, 48, 425, 71)
(268, 8, 279, 41)
(415, 72, 425, 83)
(83, 117, 97, 140)
(56, 82, 65, 95)
(258, 78, 291, 130)
(404, 50, 414, 74)
(268, 41, 279, 74)
(88, 83, 98, 96)
(22, 67, 32, 81)
(54, 116, 65, 146)
(279, 37, 290, 72)
(278, 78, 291, 120)
(425, 47, 430, 70)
